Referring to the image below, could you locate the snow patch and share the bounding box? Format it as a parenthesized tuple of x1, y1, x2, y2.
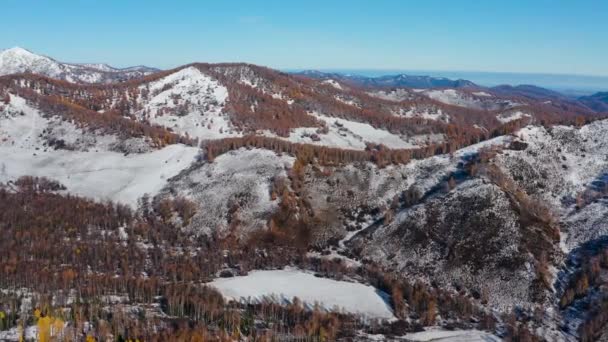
(0, 144, 199, 207)
(321, 79, 343, 89)
(138, 67, 239, 140)
(275, 112, 418, 150)
(496, 111, 531, 123)
(208, 268, 395, 320)
(404, 328, 500, 341)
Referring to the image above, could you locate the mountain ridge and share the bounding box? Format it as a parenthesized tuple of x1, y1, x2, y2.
(293, 69, 479, 89)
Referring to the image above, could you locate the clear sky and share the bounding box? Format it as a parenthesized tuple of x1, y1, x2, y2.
(2, 0, 607, 76)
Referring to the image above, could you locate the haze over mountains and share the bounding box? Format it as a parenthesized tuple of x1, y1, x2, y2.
(298, 69, 608, 96)
(295, 69, 608, 110)
(1, 47, 608, 341)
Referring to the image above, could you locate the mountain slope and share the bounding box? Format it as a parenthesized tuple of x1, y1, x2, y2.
(0, 47, 158, 83)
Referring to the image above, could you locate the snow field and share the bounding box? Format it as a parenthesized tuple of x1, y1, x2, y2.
(0, 144, 199, 207)
(208, 268, 395, 320)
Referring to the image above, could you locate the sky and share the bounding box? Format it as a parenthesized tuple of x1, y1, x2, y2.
(2, 0, 608, 77)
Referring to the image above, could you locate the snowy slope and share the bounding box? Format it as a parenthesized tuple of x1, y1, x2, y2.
(268, 112, 426, 150)
(0, 47, 64, 77)
(322, 79, 343, 89)
(0, 144, 198, 207)
(1, 95, 199, 207)
(422, 88, 519, 111)
(496, 120, 608, 251)
(161, 148, 293, 234)
(0, 95, 119, 151)
(137, 66, 240, 140)
(496, 110, 531, 123)
(0, 47, 157, 83)
(208, 268, 395, 320)
(368, 88, 415, 102)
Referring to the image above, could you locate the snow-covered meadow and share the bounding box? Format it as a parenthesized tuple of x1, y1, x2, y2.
(0, 144, 199, 207)
(208, 268, 395, 320)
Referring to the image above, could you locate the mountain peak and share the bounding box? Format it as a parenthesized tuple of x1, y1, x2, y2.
(0, 46, 49, 60)
(2, 46, 36, 55)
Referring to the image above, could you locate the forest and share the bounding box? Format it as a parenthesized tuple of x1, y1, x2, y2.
(0, 176, 547, 341)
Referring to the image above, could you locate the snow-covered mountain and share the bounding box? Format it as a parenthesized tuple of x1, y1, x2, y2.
(0, 47, 158, 83)
(2, 52, 608, 340)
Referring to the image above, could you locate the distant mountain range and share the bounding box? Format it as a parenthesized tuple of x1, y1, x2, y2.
(294, 70, 608, 113)
(0, 47, 158, 83)
(294, 70, 479, 89)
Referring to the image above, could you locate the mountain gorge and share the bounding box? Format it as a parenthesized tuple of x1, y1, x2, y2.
(1, 48, 608, 341)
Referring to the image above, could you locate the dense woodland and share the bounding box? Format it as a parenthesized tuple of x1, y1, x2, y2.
(0, 176, 550, 341)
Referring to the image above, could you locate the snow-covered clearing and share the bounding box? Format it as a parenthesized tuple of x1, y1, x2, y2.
(399, 107, 449, 122)
(496, 111, 531, 123)
(0, 144, 199, 207)
(208, 268, 395, 320)
(422, 89, 482, 108)
(404, 328, 500, 341)
(368, 88, 413, 102)
(274, 112, 417, 150)
(322, 79, 342, 89)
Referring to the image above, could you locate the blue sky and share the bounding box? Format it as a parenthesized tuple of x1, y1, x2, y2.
(2, 0, 607, 76)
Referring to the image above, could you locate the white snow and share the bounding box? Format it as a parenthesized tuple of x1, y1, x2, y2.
(496, 111, 531, 123)
(335, 95, 360, 107)
(273, 112, 417, 150)
(424, 89, 461, 104)
(0, 47, 63, 77)
(167, 148, 293, 234)
(0, 144, 199, 207)
(399, 107, 449, 122)
(423, 89, 487, 109)
(138, 67, 240, 140)
(422, 89, 518, 111)
(368, 88, 413, 102)
(208, 268, 395, 320)
(498, 120, 608, 251)
(0, 47, 155, 83)
(321, 79, 343, 89)
(404, 328, 500, 341)
(473, 91, 493, 97)
(0, 95, 49, 148)
(0, 95, 118, 151)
